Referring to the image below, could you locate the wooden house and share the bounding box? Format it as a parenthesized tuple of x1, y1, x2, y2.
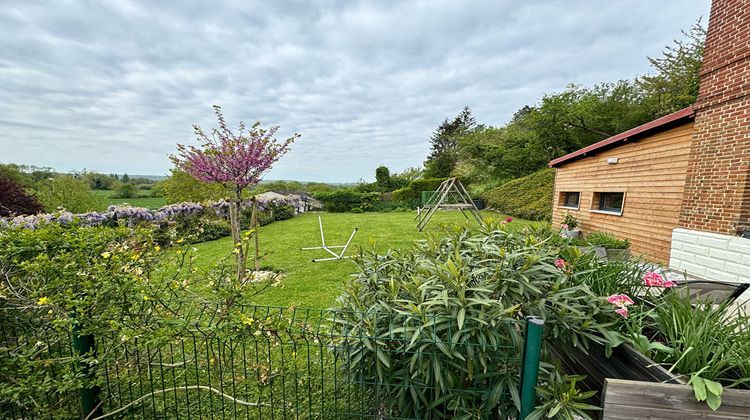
(549, 0, 750, 283)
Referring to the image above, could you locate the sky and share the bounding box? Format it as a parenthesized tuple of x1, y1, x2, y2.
(0, 1, 710, 183)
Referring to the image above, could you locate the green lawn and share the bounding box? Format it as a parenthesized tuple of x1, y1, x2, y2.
(190, 210, 524, 308)
(93, 189, 166, 209)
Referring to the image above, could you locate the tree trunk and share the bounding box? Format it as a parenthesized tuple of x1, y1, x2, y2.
(252, 198, 259, 272)
(229, 190, 245, 282)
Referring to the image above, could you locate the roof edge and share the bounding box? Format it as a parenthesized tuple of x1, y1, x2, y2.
(548, 106, 695, 167)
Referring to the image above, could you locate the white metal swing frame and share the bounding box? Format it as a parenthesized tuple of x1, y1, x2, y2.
(301, 216, 358, 262)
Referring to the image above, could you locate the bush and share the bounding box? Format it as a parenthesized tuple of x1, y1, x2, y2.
(314, 189, 380, 212)
(195, 219, 232, 242)
(483, 168, 554, 221)
(273, 205, 295, 221)
(333, 223, 626, 418)
(111, 182, 137, 198)
(391, 178, 448, 204)
(33, 176, 106, 213)
(585, 231, 630, 249)
(350, 207, 363, 213)
(0, 176, 43, 216)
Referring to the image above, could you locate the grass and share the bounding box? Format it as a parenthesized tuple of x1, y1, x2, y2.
(189, 210, 525, 308)
(93, 189, 166, 209)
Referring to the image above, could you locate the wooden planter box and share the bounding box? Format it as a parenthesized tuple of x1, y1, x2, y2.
(552, 343, 750, 419)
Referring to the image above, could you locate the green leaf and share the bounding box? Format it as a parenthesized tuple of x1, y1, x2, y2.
(691, 376, 707, 401)
(705, 392, 722, 411)
(457, 307, 466, 331)
(705, 379, 723, 397)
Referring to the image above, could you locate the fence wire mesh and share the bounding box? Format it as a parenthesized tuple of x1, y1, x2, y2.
(1, 304, 527, 419)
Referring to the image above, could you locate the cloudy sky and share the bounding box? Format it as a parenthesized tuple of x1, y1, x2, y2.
(0, 1, 709, 182)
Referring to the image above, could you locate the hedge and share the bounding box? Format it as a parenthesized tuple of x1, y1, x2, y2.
(391, 178, 448, 204)
(482, 168, 554, 221)
(314, 190, 381, 212)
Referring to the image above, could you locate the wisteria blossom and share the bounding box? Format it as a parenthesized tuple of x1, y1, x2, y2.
(642, 271, 676, 288)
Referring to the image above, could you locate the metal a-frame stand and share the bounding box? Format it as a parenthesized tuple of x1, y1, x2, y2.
(301, 216, 358, 262)
(415, 178, 484, 231)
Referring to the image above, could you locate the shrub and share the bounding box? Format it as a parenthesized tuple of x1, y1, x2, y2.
(314, 189, 380, 212)
(483, 168, 554, 221)
(34, 176, 106, 213)
(585, 231, 629, 249)
(350, 207, 363, 213)
(0, 176, 43, 216)
(333, 223, 624, 418)
(111, 182, 137, 198)
(272, 204, 295, 221)
(391, 178, 448, 204)
(196, 219, 232, 242)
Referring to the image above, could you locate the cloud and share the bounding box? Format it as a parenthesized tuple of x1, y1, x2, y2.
(0, 0, 710, 182)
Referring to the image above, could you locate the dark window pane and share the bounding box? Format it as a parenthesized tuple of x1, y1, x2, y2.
(599, 192, 623, 212)
(563, 192, 580, 207)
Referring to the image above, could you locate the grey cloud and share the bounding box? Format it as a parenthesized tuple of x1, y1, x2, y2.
(0, 0, 709, 181)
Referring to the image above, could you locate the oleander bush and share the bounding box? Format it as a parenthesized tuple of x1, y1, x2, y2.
(333, 222, 627, 418)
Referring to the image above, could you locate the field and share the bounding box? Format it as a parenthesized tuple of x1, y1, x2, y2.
(189, 210, 521, 308)
(94, 189, 166, 208)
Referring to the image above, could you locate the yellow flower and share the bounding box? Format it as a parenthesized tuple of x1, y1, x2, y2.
(101, 252, 111, 259)
(131, 254, 138, 261)
(37, 296, 50, 305)
(176, 239, 185, 244)
(176, 250, 183, 255)
(154, 245, 161, 252)
(241, 316, 255, 326)
(143, 295, 151, 301)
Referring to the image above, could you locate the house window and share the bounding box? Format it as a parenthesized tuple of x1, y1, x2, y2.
(559, 192, 580, 209)
(592, 192, 624, 215)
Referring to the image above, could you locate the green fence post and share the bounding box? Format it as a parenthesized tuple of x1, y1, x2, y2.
(72, 322, 102, 418)
(519, 316, 544, 419)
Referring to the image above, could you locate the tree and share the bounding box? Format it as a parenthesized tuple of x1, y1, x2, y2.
(159, 169, 226, 204)
(112, 182, 137, 198)
(0, 176, 43, 216)
(375, 166, 391, 191)
(638, 20, 706, 116)
(173, 105, 298, 281)
(121, 173, 130, 183)
(424, 107, 480, 178)
(34, 176, 106, 213)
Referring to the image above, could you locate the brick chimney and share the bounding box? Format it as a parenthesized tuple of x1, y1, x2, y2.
(678, 0, 750, 236)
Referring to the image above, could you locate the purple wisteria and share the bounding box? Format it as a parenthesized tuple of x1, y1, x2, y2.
(0, 197, 294, 230)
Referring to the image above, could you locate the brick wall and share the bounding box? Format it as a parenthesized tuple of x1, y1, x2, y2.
(678, 0, 750, 235)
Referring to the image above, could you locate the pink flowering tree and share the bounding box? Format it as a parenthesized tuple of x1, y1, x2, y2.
(172, 106, 299, 280)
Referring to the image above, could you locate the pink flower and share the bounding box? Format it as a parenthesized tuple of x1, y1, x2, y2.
(606, 294, 634, 307)
(642, 271, 676, 288)
(554, 259, 568, 270)
(505, 217, 513, 223)
(615, 307, 629, 318)
(561, 223, 569, 230)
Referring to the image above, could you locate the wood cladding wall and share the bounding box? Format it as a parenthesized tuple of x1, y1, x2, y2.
(551, 122, 695, 263)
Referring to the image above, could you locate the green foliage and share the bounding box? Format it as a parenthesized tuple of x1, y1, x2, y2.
(375, 165, 391, 190)
(33, 176, 106, 213)
(391, 177, 448, 204)
(529, 368, 599, 420)
(160, 169, 227, 204)
(272, 204, 295, 221)
(561, 213, 578, 230)
(333, 223, 624, 417)
(424, 107, 480, 178)
(314, 189, 380, 212)
(111, 181, 137, 198)
(638, 21, 706, 116)
(584, 231, 629, 249)
(350, 206, 363, 213)
(483, 169, 554, 221)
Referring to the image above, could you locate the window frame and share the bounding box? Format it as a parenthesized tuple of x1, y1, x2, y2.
(591, 192, 625, 216)
(558, 191, 581, 210)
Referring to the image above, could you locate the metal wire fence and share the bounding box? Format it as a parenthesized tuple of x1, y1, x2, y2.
(1, 304, 541, 419)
